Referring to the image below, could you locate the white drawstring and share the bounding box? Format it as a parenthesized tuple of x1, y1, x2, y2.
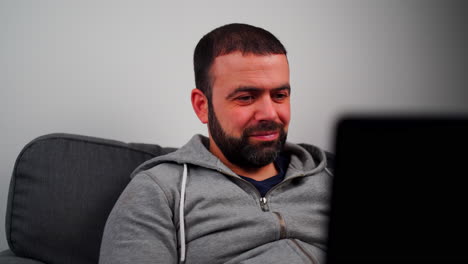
(179, 164, 188, 263)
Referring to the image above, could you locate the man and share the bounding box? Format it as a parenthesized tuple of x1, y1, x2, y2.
(99, 23, 331, 264)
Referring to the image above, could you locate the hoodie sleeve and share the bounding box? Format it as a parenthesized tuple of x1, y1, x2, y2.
(99, 172, 178, 264)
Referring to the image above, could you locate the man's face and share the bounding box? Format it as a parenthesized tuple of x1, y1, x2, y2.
(208, 52, 291, 169)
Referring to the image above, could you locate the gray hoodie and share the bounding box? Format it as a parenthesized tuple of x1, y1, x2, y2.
(99, 135, 331, 264)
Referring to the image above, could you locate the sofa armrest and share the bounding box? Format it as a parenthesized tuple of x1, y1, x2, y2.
(0, 250, 46, 264)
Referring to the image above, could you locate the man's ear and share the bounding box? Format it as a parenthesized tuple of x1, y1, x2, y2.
(191, 88, 209, 124)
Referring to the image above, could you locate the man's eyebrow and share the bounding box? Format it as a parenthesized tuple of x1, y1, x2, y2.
(226, 84, 291, 100)
(272, 85, 291, 93)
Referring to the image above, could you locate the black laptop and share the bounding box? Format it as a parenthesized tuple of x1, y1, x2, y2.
(326, 114, 468, 264)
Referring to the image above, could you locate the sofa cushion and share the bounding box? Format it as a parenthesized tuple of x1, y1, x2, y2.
(5, 133, 175, 264)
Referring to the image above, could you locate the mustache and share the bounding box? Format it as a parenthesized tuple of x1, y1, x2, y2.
(244, 121, 284, 135)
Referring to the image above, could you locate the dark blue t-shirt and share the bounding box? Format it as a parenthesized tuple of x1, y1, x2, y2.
(240, 153, 290, 197)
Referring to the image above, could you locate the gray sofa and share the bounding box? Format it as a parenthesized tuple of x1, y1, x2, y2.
(1, 133, 334, 264)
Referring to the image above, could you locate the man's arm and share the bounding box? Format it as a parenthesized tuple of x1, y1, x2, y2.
(99, 173, 178, 264)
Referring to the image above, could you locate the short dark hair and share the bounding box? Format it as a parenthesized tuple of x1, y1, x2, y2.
(193, 23, 287, 101)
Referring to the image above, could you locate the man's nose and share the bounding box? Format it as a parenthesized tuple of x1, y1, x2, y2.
(254, 96, 278, 121)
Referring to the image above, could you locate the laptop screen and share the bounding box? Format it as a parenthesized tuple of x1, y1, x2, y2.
(326, 115, 468, 263)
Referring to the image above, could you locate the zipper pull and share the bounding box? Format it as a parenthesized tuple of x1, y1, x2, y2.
(260, 197, 269, 212)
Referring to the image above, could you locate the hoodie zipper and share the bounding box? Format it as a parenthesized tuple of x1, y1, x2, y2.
(227, 174, 309, 242)
(219, 170, 307, 211)
(260, 197, 269, 211)
(273, 212, 287, 239)
(215, 169, 268, 210)
(290, 239, 317, 264)
(257, 187, 316, 263)
(216, 170, 318, 262)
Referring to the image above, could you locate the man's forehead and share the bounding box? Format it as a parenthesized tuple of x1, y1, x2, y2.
(210, 52, 289, 88)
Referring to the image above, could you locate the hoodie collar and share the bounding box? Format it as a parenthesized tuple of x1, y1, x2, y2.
(131, 134, 327, 179)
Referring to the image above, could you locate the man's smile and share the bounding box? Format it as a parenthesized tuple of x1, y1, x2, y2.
(249, 131, 280, 141)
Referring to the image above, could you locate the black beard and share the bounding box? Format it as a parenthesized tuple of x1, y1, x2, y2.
(208, 103, 287, 170)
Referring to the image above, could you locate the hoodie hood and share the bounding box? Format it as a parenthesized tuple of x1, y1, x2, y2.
(131, 134, 328, 179)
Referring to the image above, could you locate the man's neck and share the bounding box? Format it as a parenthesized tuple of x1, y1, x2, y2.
(230, 162, 278, 181)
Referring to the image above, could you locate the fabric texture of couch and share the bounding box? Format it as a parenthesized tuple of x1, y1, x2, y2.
(1, 133, 333, 264)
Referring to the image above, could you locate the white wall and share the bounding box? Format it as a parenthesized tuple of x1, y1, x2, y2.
(1, 0, 467, 251)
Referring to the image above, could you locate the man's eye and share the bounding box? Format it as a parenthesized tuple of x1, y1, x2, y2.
(273, 93, 288, 101)
(236, 96, 254, 103)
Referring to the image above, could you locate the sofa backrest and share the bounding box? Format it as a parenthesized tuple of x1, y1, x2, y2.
(5, 133, 175, 264)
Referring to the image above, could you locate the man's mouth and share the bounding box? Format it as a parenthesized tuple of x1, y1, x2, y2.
(249, 131, 279, 141)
